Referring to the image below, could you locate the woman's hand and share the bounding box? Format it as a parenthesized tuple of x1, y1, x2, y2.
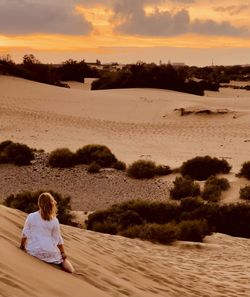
(61, 252, 67, 260)
(20, 237, 27, 251)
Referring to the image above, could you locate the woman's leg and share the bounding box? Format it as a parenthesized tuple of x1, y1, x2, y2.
(61, 259, 74, 273)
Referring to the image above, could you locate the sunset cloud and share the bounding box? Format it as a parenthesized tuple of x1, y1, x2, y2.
(113, 0, 248, 37)
(0, 0, 92, 35)
(214, 5, 250, 16)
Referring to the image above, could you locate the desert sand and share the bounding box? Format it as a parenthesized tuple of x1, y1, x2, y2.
(0, 75, 249, 171)
(0, 75, 250, 296)
(0, 75, 249, 209)
(1, 205, 250, 297)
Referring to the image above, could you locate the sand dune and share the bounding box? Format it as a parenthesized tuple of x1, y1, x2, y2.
(0, 75, 249, 171)
(1, 205, 250, 297)
(1, 76, 250, 297)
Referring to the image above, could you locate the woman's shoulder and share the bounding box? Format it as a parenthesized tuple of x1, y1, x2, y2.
(27, 211, 39, 219)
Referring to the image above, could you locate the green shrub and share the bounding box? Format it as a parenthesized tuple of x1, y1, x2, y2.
(170, 176, 200, 200)
(202, 184, 222, 202)
(155, 165, 172, 176)
(75, 144, 117, 167)
(112, 160, 126, 171)
(180, 197, 205, 212)
(87, 162, 101, 173)
(48, 148, 75, 168)
(176, 220, 210, 242)
(4, 190, 74, 225)
(205, 176, 230, 191)
(127, 160, 156, 179)
(0, 140, 34, 165)
(238, 162, 250, 180)
(87, 199, 250, 242)
(240, 186, 250, 200)
(91, 221, 118, 235)
(181, 156, 231, 180)
(120, 223, 177, 244)
(202, 176, 230, 202)
(212, 203, 250, 238)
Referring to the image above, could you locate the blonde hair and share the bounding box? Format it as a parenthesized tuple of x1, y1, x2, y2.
(38, 192, 57, 221)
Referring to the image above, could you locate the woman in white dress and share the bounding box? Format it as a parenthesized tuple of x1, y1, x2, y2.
(20, 192, 74, 273)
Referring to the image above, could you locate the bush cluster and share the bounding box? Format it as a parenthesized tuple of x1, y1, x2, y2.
(0, 140, 34, 165)
(86, 198, 250, 243)
(238, 162, 250, 180)
(92, 63, 206, 96)
(48, 144, 119, 170)
(75, 144, 117, 167)
(48, 148, 75, 168)
(180, 156, 231, 180)
(240, 186, 250, 201)
(0, 55, 99, 87)
(4, 190, 74, 225)
(202, 176, 230, 202)
(170, 176, 200, 200)
(127, 160, 172, 179)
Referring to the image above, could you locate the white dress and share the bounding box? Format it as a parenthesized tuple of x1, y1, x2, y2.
(22, 211, 64, 264)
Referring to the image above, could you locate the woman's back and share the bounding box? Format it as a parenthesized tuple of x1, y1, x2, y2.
(22, 211, 63, 264)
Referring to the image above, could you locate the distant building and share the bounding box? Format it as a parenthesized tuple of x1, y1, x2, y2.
(172, 62, 186, 68)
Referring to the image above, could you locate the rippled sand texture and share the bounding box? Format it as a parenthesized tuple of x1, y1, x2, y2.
(1, 206, 250, 297)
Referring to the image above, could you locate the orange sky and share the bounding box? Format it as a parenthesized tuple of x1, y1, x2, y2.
(0, 0, 250, 66)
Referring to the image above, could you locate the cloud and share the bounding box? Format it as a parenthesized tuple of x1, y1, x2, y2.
(112, 0, 248, 37)
(0, 0, 92, 35)
(213, 5, 250, 16)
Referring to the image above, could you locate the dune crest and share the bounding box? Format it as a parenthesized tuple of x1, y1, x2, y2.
(1, 205, 250, 297)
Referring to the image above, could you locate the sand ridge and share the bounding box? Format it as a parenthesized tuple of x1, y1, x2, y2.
(1, 205, 250, 297)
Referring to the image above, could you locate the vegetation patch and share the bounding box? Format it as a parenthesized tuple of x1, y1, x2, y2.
(127, 160, 156, 179)
(202, 176, 230, 202)
(170, 176, 200, 200)
(127, 160, 172, 179)
(48, 148, 75, 168)
(180, 156, 231, 180)
(238, 162, 250, 180)
(3, 190, 75, 226)
(240, 186, 250, 201)
(75, 144, 117, 168)
(0, 140, 34, 165)
(86, 199, 250, 243)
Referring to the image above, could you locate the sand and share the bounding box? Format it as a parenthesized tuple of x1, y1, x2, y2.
(0, 75, 249, 171)
(1, 75, 250, 296)
(1, 205, 250, 297)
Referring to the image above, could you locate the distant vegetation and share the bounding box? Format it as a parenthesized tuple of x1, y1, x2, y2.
(238, 162, 250, 180)
(91, 63, 218, 96)
(202, 176, 230, 202)
(240, 186, 250, 201)
(1, 55, 250, 94)
(3, 190, 75, 226)
(48, 148, 75, 168)
(127, 160, 172, 179)
(0, 140, 34, 165)
(180, 156, 231, 180)
(86, 199, 250, 243)
(170, 176, 200, 200)
(0, 54, 99, 87)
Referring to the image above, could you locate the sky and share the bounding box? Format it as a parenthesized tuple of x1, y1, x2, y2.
(0, 0, 250, 66)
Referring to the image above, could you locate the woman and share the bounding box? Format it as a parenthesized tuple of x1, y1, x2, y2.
(20, 192, 74, 273)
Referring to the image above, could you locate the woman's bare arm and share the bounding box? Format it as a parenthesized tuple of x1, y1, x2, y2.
(20, 237, 27, 250)
(57, 244, 67, 259)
